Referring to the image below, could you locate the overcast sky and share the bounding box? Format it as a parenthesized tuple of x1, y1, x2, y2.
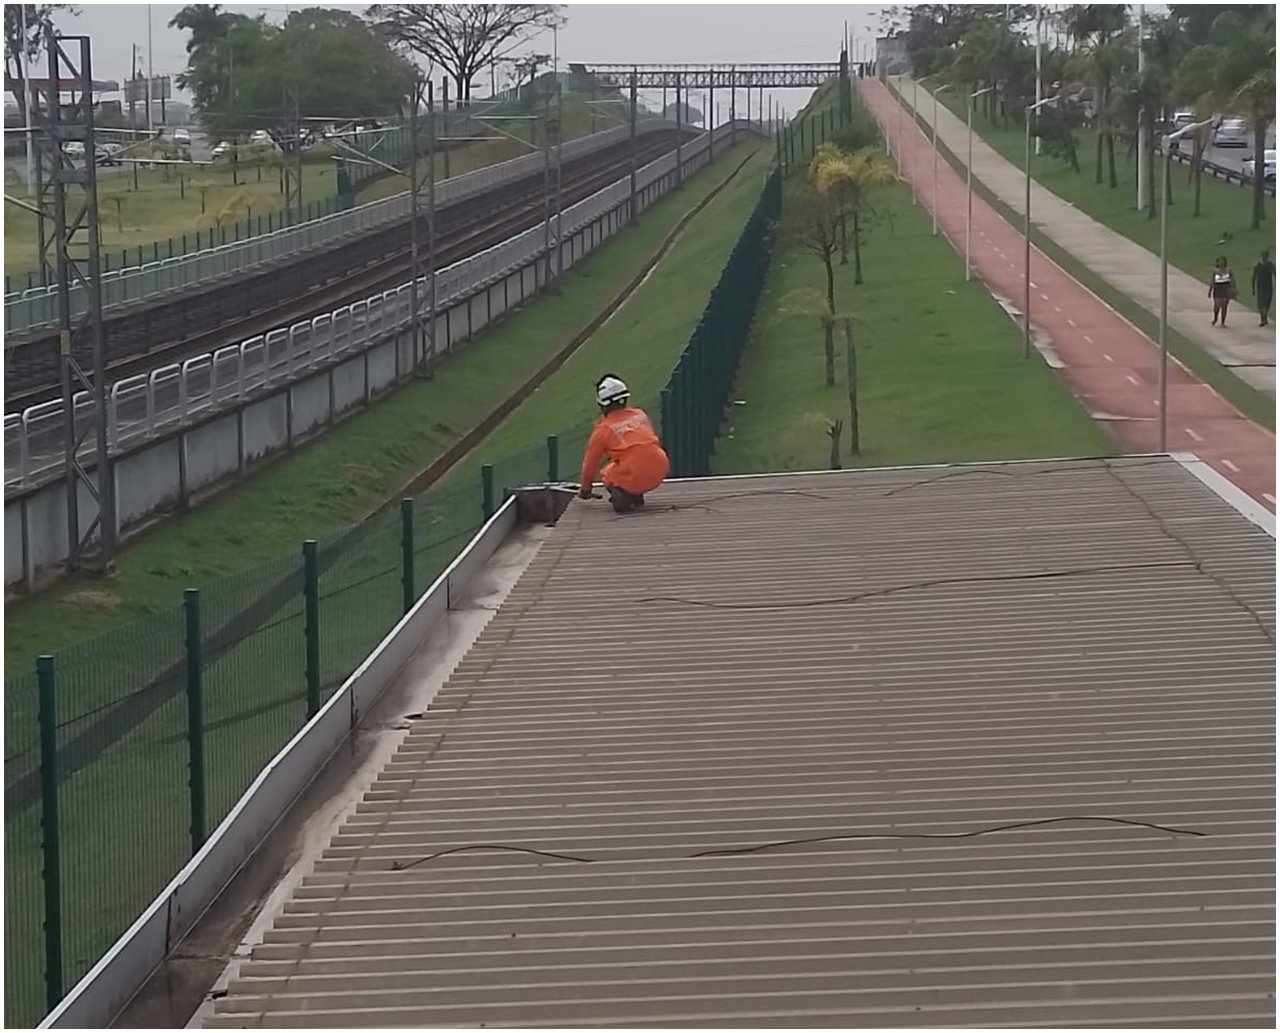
(47, 3, 892, 120)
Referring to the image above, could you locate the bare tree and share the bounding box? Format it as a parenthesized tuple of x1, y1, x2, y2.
(368, 4, 563, 105)
(4, 5, 78, 134)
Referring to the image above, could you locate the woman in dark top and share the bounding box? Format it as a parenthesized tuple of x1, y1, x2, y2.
(1209, 255, 1235, 327)
(1252, 250, 1275, 327)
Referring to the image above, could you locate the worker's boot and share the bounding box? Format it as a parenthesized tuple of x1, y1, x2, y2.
(606, 485, 634, 514)
(631, 492, 646, 508)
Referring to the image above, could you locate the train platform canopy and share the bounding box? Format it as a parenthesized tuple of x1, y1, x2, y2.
(201, 455, 1275, 1029)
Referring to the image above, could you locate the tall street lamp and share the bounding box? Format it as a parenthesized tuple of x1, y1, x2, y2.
(967, 85, 995, 281)
(930, 82, 952, 235)
(913, 74, 932, 204)
(1159, 118, 1214, 451)
(1023, 94, 1059, 358)
(897, 74, 913, 204)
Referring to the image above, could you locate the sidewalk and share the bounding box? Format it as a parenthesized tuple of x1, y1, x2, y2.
(859, 77, 1275, 512)
(896, 76, 1276, 397)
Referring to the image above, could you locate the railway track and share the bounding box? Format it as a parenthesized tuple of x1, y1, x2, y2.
(5, 132, 684, 411)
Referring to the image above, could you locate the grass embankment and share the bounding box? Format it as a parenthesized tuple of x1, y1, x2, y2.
(905, 86, 1274, 430)
(715, 178, 1115, 475)
(936, 90, 1275, 291)
(5, 139, 765, 669)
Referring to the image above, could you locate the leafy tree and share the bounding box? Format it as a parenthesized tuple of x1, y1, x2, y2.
(781, 188, 842, 387)
(368, 4, 563, 105)
(172, 7, 416, 138)
(1167, 5, 1268, 46)
(4, 5, 78, 135)
(1208, 9, 1276, 230)
(883, 4, 1035, 78)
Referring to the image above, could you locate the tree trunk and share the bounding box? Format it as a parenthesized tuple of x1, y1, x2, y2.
(1095, 121, 1104, 184)
(1065, 124, 1080, 173)
(852, 209, 863, 285)
(1145, 113, 1157, 219)
(1105, 120, 1117, 188)
(1192, 129, 1204, 216)
(822, 321, 835, 387)
(843, 318, 860, 456)
(1251, 121, 1267, 230)
(827, 420, 843, 470)
(838, 211, 848, 265)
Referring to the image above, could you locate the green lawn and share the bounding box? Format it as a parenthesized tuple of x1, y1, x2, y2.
(3, 138, 769, 1029)
(933, 89, 1275, 287)
(897, 84, 1274, 431)
(714, 179, 1116, 476)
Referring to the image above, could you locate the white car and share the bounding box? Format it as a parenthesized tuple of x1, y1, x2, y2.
(1212, 117, 1250, 147)
(173, 127, 191, 146)
(1242, 149, 1276, 184)
(250, 129, 272, 145)
(211, 140, 233, 158)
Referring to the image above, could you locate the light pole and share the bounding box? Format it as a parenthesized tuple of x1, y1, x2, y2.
(967, 86, 995, 281)
(913, 74, 932, 206)
(930, 82, 951, 235)
(1023, 94, 1059, 358)
(1136, 3, 1147, 210)
(1034, 5, 1044, 157)
(1159, 119, 1213, 451)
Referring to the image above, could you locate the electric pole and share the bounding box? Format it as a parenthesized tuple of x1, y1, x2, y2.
(629, 69, 639, 224)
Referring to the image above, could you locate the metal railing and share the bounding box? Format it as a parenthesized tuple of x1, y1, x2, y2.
(5, 124, 747, 493)
(3, 118, 675, 338)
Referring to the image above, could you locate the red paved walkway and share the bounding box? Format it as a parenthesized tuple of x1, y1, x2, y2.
(861, 78, 1276, 512)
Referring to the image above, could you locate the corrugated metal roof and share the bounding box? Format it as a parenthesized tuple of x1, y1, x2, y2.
(205, 457, 1276, 1029)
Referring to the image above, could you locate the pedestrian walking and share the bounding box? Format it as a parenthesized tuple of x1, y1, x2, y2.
(1251, 249, 1275, 327)
(1209, 255, 1236, 327)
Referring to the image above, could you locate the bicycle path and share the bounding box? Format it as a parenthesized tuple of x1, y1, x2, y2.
(894, 75, 1276, 397)
(860, 77, 1276, 512)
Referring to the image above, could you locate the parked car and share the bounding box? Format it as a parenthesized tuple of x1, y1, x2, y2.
(249, 128, 273, 145)
(211, 139, 233, 158)
(173, 127, 191, 146)
(1212, 117, 1250, 147)
(1242, 148, 1276, 184)
(94, 143, 123, 166)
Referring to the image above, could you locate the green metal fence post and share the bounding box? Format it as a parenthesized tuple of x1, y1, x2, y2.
(481, 464, 495, 520)
(660, 389, 674, 477)
(546, 435, 559, 482)
(36, 654, 62, 1012)
(400, 498, 415, 614)
(184, 589, 206, 854)
(303, 540, 320, 717)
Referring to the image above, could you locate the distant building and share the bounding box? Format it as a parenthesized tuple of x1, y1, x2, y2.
(876, 35, 909, 76)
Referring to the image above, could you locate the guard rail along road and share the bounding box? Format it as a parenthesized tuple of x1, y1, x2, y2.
(4, 118, 680, 338)
(5, 120, 759, 590)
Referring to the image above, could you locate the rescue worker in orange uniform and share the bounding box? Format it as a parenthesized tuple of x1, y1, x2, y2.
(578, 374, 670, 514)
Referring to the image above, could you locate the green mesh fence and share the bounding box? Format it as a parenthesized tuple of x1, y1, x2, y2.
(0, 101, 800, 1025)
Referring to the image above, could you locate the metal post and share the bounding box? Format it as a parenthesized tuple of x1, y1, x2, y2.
(37, 654, 62, 1011)
(730, 67, 737, 143)
(481, 464, 495, 520)
(555, 78, 564, 287)
(441, 78, 450, 179)
(303, 540, 320, 718)
(408, 78, 423, 369)
(967, 87, 993, 281)
(45, 31, 113, 571)
(20, 3, 35, 195)
(427, 80, 437, 358)
(1136, 3, 1147, 209)
(708, 78, 715, 160)
(1024, 106, 1033, 358)
(282, 86, 302, 225)
(542, 90, 553, 286)
(400, 498, 415, 613)
(184, 588, 206, 853)
(675, 73, 684, 185)
(931, 84, 950, 236)
(1035, 5, 1044, 157)
(547, 435, 559, 481)
(1159, 141, 1169, 451)
(628, 70, 638, 223)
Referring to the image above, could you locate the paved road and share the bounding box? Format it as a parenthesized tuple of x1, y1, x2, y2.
(865, 76, 1275, 513)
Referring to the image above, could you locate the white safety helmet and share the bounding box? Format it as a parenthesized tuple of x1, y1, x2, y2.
(595, 374, 630, 408)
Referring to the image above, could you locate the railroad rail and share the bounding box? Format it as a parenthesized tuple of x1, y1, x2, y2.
(2, 118, 679, 339)
(5, 133, 683, 410)
(5, 124, 750, 495)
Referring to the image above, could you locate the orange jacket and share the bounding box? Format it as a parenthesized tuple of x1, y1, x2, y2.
(579, 406, 670, 495)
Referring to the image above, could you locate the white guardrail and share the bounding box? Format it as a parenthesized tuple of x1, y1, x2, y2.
(5, 124, 741, 493)
(4, 118, 675, 336)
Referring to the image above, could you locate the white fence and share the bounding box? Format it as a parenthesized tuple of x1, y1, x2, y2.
(4, 118, 677, 337)
(6, 122, 756, 587)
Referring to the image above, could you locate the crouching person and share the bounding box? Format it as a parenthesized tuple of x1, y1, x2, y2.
(578, 374, 670, 514)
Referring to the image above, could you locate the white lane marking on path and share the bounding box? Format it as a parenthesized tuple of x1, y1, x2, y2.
(1222, 459, 1241, 473)
(1053, 305, 1062, 312)
(1264, 493, 1276, 505)
(1103, 353, 1114, 362)
(1084, 335, 1094, 344)
(1185, 427, 1203, 443)
(1067, 318, 1077, 327)
(1126, 375, 1140, 385)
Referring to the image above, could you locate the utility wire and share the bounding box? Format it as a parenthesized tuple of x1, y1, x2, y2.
(388, 815, 1206, 872)
(634, 560, 1192, 611)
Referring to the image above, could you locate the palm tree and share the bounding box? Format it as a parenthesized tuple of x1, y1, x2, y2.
(1061, 4, 1131, 187)
(811, 146, 897, 285)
